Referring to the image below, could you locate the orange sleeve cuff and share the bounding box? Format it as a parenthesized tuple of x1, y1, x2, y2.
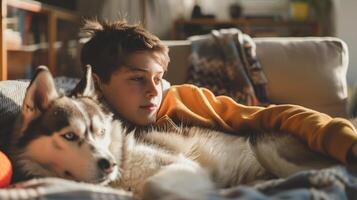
(322, 118, 357, 164)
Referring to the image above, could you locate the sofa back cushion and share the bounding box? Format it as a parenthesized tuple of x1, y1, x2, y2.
(255, 37, 348, 117)
(164, 37, 349, 117)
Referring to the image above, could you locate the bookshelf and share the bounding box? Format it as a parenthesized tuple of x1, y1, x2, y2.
(172, 18, 322, 40)
(0, 0, 80, 80)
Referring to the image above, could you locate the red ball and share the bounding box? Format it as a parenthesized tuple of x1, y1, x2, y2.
(0, 151, 12, 188)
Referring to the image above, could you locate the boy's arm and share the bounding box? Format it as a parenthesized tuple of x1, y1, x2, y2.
(158, 84, 357, 164)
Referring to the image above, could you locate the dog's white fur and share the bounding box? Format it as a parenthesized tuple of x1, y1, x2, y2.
(10, 66, 337, 200)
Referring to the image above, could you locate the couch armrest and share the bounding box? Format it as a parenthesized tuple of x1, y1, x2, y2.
(163, 37, 349, 117)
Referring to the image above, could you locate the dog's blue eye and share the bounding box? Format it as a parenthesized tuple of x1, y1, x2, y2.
(62, 132, 78, 141)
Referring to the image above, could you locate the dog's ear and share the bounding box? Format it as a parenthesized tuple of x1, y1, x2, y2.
(21, 66, 59, 128)
(70, 65, 97, 98)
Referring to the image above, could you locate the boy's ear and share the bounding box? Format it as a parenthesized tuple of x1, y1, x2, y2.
(71, 65, 97, 98)
(21, 66, 59, 131)
(92, 73, 104, 96)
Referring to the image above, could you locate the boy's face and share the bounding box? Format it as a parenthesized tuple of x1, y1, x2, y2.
(97, 51, 165, 125)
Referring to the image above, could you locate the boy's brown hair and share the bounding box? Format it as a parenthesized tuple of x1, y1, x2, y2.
(80, 19, 170, 83)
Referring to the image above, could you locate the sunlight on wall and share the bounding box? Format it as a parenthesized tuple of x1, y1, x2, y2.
(335, 0, 357, 88)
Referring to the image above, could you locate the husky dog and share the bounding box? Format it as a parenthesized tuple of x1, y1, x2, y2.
(9, 66, 337, 200)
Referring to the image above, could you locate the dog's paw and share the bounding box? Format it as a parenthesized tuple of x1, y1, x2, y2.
(141, 180, 189, 200)
(141, 164, 214, 200)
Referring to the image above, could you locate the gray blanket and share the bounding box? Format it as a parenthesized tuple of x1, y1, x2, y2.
(0, 166, 356, 200)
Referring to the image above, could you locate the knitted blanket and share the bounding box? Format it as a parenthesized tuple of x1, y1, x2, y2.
(187, 28, 269, 105)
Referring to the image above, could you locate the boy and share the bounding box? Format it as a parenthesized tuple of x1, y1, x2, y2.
(80, 19, 357, 164)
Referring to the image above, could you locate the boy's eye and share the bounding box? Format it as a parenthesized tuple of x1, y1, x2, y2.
(130, 77, 145, 82)
(62, 132, 79, 141)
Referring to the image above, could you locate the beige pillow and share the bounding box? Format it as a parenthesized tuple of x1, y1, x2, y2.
(255, 37, 349, 117)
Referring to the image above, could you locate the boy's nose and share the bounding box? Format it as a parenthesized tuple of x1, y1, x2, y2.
(146, 80, 159, 97)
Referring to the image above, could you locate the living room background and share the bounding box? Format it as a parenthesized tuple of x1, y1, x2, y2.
(2, 0, 357, 88)
(76, 0, 357, 88)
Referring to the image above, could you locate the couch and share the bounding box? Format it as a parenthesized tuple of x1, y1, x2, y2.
(163, 37, 350, 118)
(0, 37, 355, 199)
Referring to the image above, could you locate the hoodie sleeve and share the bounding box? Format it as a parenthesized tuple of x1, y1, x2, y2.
(157, 84, 357, 163)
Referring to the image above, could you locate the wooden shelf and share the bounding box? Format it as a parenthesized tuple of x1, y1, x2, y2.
(6, 0, 79, 23)
(7, 41, 72, 51)
(1, 0, 80, 80)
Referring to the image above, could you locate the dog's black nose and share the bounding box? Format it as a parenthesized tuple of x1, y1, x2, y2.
(97, 158, 116, 173)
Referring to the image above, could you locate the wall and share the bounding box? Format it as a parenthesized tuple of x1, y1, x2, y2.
(200, 0, 289, 20)
(77, 0, 195, 39)
(76, 0, 291, 39)
(75, 0, 357, 86)
(335, 0, 357, 88)
(77, 0, 143, 23)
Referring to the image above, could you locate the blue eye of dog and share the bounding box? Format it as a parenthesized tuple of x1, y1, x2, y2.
(62, 132, 78, 141)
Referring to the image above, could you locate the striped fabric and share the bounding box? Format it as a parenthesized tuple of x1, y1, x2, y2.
(0, 178, 132, 200)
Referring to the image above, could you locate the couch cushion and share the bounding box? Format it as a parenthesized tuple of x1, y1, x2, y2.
(255, 37, 348, 117)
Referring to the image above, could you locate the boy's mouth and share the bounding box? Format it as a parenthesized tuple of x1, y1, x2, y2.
(140, 103, 157, 111)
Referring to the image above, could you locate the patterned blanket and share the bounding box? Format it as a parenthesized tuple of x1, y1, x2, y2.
(187, 28, 269, 105)
(1, 166, 356, 199)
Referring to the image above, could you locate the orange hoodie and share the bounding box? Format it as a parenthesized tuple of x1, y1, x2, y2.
(156, 84, 357, 163)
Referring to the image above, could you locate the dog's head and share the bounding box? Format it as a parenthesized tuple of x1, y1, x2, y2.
(11, 66, 122, 184)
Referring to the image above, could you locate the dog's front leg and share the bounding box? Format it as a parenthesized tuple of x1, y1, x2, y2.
(141, 158, 214, 200)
